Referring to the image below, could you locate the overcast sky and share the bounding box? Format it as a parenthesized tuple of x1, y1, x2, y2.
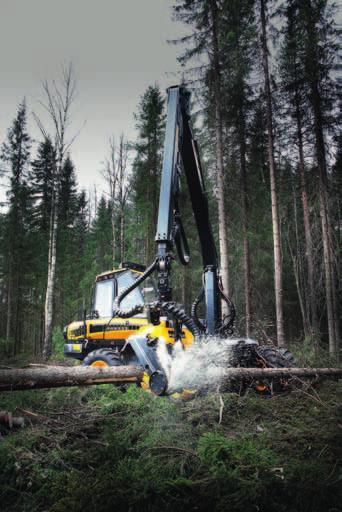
(0, 0, 188, 196)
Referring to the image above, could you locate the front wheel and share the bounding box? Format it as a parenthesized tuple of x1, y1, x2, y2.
(82, 349, 122, 367)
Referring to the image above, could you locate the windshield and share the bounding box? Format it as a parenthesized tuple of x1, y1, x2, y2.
(94, 279, 114, 317)
(93, 271, 156, 318)
(116, 271, 145, 310)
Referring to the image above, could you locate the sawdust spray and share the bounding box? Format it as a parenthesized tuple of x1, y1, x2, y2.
(156, 337, 244, 393)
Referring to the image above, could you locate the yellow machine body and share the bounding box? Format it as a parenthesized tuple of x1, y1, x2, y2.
(66, 317, 194, 348)
(64, 266, 194, 395)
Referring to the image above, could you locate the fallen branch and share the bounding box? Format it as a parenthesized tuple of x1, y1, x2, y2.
(0, 365, 144, 392)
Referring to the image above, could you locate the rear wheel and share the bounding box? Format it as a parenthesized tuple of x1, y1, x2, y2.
(82, 349, 122, 367)
(255, 345, 296, 394)
(278, 347, 296, 366)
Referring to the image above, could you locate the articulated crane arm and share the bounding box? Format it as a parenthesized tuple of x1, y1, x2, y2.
(114, 85, 235, 339)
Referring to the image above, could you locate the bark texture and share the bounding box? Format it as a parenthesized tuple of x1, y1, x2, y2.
(0, 365, 144, 391)
(0, 365, 340, 392)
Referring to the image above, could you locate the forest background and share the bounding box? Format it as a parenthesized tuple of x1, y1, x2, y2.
(0, 0, 340, 361)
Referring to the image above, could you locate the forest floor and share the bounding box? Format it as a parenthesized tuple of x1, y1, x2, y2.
(0, 357, 341, 512)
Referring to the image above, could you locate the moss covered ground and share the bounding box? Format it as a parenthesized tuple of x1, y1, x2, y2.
(0, 374, 341, 512)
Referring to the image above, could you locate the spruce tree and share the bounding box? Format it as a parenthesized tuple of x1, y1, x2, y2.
(30, 137, 55, 234)
(132, 85, 164, 265)
(0, 100, 31, 352)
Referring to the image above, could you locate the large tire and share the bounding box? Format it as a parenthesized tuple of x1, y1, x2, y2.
(82, 349, 122, 367)
(255, 345, 296, 393)
(278, 347, 296, 366)
(256, 345, 295, 368)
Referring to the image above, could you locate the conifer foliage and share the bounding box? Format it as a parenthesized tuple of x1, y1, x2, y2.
(0, 1, 340, 358)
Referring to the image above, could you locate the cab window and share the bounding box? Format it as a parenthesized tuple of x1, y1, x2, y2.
(94, 279, 113, 318)
(116, 271, 144, 310)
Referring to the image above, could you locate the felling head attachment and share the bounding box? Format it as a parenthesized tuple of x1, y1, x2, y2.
(149, 370, 168, 396)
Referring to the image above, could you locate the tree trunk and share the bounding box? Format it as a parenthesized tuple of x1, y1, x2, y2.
(42, 187, 58, 360)
(111, 203, 116, 267)
(291, 179, 310, 337)
(239, 118, 252, 337)
(301, 0, 340, 356)
(120, 208, 125, 262)
(260, 0, 285, 346)
(210, 0, 230, 308)
(294, 92, 318, 339)
(311, 87, 339, 357)
(6, 273, 12, 346)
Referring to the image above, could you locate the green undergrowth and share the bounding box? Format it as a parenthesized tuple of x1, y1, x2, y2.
(0, 381, 341, 512)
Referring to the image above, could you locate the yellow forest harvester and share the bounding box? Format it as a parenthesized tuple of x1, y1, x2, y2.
(63, 86, 295, 395)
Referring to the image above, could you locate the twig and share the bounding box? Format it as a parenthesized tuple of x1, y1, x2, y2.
(218, 394, 224, 424)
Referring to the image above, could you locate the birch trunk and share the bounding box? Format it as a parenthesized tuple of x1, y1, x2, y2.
(260, 0, 285, 346)
(210, 0, 230, 307)
(36, 64, 76, 360)
(42, 186, 58, 360)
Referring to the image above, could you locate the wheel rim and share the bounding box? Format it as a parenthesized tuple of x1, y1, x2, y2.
(90, 360, 108, 367)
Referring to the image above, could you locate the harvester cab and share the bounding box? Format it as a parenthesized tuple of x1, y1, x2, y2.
(64, 85, 294, 395)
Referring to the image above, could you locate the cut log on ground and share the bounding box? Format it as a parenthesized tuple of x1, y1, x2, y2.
(0, 366, 340, 393)
(221, 367, 342, 381)
(0, 365, 144, 392)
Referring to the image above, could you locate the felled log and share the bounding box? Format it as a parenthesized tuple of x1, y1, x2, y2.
(222, 367, 342, 381)
(0, 366, 340, 393)
(0, 365, 144, 392)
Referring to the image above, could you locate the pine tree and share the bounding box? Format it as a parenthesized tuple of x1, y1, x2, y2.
(278, 0, 319, 340)
(92, 196, 113, 272)
(30, 137, 55, 234)
(173, 0, 232, 309)
(219, 0, 257, 336)
(299, 0, 340, 356)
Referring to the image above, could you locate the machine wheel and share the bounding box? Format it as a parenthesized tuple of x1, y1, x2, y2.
(278, 347, 296, 366)
(82, 349, 122, 367)
(255, 345, 295, 394)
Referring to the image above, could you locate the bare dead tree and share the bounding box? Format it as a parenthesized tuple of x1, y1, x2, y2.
(102, 137, 119, 267)
(101, 134, 130, 266)
(116, 134, 130, 262)
(34, 63, 77, 360)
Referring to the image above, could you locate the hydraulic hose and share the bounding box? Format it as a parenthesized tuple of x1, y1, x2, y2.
(161, 301, 202, 340)
(190, 288, 206, 333)
(112, 259, 158, 318)
(218, 287, 236, 336)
